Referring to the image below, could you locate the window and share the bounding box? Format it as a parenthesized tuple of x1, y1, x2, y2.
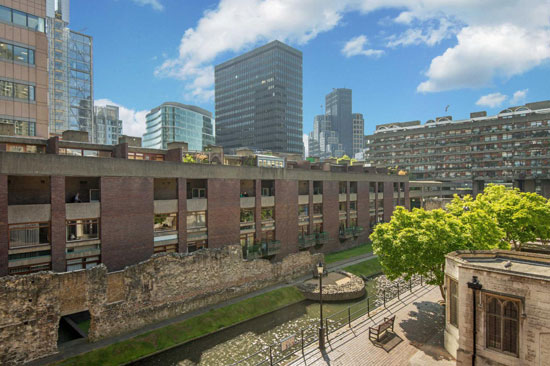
(66, 255, 100, 271)
(0, 6, 44, 32)
(299, 204, 309, 216)
(66, 219, 99, 242)
(261, 207, 274, 220)
(449, 278, 458, 327)
(192, 188, 206, 198)
(0, 6, 11, 22)
(486, 295, 519, 356)
(0, 42, 12, 60)
(12, 10, 26, 26)
(240, 209, 254, 223)
(154, 213, 177, 233)
(187, 211, 206, 228)
(0, 80, 12, 97)
(313, 204, 322, 215)
(9, 222, 49, 248)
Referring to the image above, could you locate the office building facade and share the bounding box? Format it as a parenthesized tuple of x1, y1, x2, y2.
(0, 0, 49, 138)
(215, 40, 303, 154)
(365, 100, 550, 196)
(46, 0, 93, 140)
(0, 134, 409, 276)
(352, 113, 364, 157)
(142, 102, 215, 150)
(326, 88, 353, 155)
(93, 104, 122, 145)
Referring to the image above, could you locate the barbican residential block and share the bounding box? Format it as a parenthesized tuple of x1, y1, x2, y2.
(0, 134, 409, 276)
(365, 100, 550, 197)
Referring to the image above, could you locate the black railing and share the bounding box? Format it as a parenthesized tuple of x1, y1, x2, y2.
(230, 275, 426, 365)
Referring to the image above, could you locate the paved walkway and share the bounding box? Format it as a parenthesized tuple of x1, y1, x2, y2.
(288, 286, 455, 366)
(28, 252, 376, 366)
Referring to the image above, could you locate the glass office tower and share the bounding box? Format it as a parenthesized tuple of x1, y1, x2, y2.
(142, 102, 215, 151)
(215, 40, 303, 154)
(325, 88, 353, 156)
(93, 105, 122, 145)
(47, 0, 93, 140)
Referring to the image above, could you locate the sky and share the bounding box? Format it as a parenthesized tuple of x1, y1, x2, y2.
(73, 0, 550, 147)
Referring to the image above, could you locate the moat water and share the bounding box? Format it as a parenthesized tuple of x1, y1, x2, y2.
(130, 278, 378, 366)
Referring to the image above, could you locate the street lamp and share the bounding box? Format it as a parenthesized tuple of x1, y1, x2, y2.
(318, 261, 325, 350)
(467, 276, 482, 366)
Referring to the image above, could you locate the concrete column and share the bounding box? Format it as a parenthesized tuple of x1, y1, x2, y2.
(113, 143, 128, 159)
(177, 178, 187, 253)
(383, 181, 394, 222)
(322, 180, 339, 253)
(166, 148, 184, 162)
(46, 136, 59, 154)
(50, 176, 66, 272)
(0, 174, 7, 276)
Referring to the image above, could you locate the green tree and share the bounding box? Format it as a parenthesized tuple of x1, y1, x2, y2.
(448, 184, 550, 250)
(371, 206, 503, 299)
(183, 154, 196, 163)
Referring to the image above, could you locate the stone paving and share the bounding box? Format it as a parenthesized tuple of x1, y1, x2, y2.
(287, 285, 455, 366)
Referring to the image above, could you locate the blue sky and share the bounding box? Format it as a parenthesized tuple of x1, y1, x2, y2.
(73, 0, 550, 142)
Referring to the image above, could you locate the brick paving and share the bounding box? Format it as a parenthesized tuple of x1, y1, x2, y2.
(288, 286, 455, 366)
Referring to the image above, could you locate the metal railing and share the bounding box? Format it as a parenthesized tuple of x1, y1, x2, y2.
(262, 240, 281, 257)
(230, 275, 426, 366)
(298, 234, 316, 249)
(315, 232, 329, 245)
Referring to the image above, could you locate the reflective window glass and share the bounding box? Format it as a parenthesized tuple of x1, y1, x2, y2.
(27, 15, 38, 30)
(0, 80, 13, 97)
(0, 6, 10, 22)
(13, 46, 28, 63)
(0, 42, 13, 60)
(14, 83, 29, 100)
(12, 10, 26, 26)
(28, 49, 34, 64)
(29, 86, 34, 101)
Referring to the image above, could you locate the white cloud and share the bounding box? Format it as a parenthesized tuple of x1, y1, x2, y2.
(95, 99, 149, 137)
(131, 0, 163, 11)
(156, 0, 550, 99)
(417, 25, 550, 92)
(342, 35, 384, 58)
(476, 92, 508, 108)
(303, 133, 309, 157)
(511, 89, 528, 105)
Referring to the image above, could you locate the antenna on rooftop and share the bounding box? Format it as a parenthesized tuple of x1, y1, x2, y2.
(445, 105, 450, 112)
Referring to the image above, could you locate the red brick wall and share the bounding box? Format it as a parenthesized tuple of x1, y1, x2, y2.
(255, 179, 262, 241)
(383, 181, 394, 222)
(0, 175, 7, 276)
(100, 177, 154, 271)
(308, 180, 314, 234)
(275, 180, 298, 257)
(50, 176, 66, 272)
(207, 178, 240, 249)
(357, 181, 370, 243)
(177, 178, 187, 253)
(321, 180, 339, 252)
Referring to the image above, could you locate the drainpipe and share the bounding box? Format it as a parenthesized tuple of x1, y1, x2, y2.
(467, 276, 482, 366)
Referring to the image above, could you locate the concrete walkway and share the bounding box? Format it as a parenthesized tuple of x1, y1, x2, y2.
(27, 252, 376, 366)
(288, 286, 455, 366)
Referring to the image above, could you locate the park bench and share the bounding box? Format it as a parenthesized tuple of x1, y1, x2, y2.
(369, 315, 396, 342)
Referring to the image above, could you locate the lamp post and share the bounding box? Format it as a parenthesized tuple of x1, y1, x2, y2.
(318, 261, 325, 350)
(467, 276, 482, 366)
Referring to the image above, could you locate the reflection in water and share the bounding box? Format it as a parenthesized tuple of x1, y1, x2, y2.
(131, 279, 377, 366)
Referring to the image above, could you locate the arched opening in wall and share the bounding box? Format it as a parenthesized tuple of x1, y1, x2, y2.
(57, 310, 91, 345)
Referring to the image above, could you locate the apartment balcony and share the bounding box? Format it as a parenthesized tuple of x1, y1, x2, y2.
(246, 244, 262, 260)
(312, 195, 323, 204)
(153, 199, 177, 214)
(261, 196, 275, 207)
(313, 214, 323, 223)
(316, 232, 329, 245)
(8, 204, 51, 224)
(187, 227, 207, 241)
(298, 215, 309, 225)
(349, 193, 357, 201)
(261, 240, 281, 257)
(240, 197, 255, 208)
(352, 226, 364, 237)
(298, 195, 309, 205)
(240, 221, 255, 233)
(261, 219, 275, 231)
(66, 202, 101, 219)
(298, 234, 316, 250)
(154, 230, 178, 245)
(338, 193, 347, 202)
(339, 228, 354, 240)
(187, 198, 207, 212)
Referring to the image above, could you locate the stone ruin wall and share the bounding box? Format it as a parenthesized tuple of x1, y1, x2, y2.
(0, 245, 322, 365)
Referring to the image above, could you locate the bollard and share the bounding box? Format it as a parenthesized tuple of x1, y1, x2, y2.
(367, 297, 370, 317)
(269, 345, 273, 365)
(410, 278, 412, 293)
(397, 283, 400, 300)
(348, 307, 351, 327)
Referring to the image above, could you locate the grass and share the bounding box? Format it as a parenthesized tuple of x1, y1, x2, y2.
(77, 319, 90, 335)
(53, 287, 305, 366)
(324, 242, 373, 264)
(342, 257, 383, 278)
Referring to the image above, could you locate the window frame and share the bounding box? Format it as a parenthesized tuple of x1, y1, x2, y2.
(484, 293, 520, 357)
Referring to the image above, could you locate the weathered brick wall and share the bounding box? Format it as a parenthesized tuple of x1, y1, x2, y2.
(207, 179, 240, 248)
(321, 180, 339, 252)
(0, 245, 322, 365)
(275, 180, 299, 257)
(357, 181, 370, 243)
(0, 174, 7, 276)
(100, 177, 154, 271)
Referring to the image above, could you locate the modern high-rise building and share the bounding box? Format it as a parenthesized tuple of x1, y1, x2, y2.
(93, 104, 122, 145)
(46, 0, 93, 140)
(142, 102, 215, 150)
(0, 0, 49, 138)
(215, 40, 303, 154)
(326, 88, 353, 155)
(352, 113, 364, 156)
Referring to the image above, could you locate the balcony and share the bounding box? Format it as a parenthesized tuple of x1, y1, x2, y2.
(312, 195, 323, 203)
(298, 234, 316, 250)
(339, 228, 354, 240)
(298, 195, 309, 205)
(153, 199, 177, 214)
(316, 232, 329, 245)
(8, 204, 51, 224)
(261, 240, 281, 257)
(352, 226, 364, 237)
(246, 244, 262, 260)
(187, 198, 207, 212)
(339, 193, 347, 202)
(240, 197, 256, 208)
(66, 202, 100, 220)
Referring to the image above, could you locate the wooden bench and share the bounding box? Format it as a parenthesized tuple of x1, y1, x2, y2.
(369, 315, 395, 342)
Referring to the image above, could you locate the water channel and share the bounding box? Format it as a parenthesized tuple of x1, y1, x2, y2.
(130, 278, 378, 366)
